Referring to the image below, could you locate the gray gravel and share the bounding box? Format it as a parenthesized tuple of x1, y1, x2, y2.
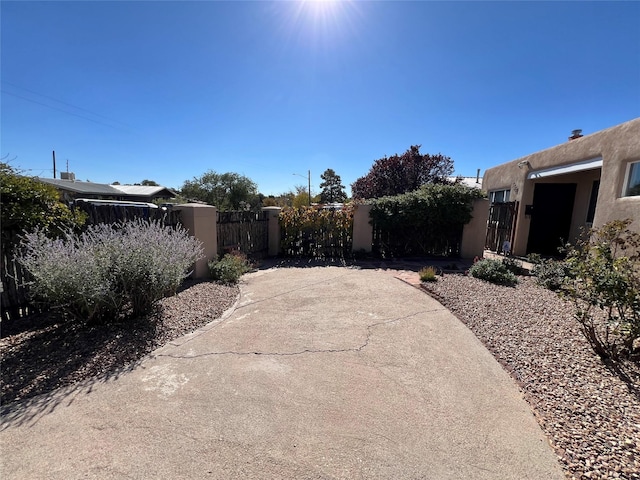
(422, 274, 639, 480)
(157, 280, 240, 337)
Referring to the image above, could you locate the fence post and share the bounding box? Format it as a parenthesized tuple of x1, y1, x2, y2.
(174, 203, 217, 279)
(262, 207, 282, 257)
(460, 198, 490, 259)
(352, 203, 373, 254)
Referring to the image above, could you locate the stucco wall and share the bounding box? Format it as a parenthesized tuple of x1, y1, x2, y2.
(460, 198, 489, 259)
(483, 118, 640, 256)
(174, 203, 217, 279)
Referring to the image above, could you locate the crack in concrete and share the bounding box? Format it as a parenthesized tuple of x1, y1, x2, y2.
(157, 309, 444, 360)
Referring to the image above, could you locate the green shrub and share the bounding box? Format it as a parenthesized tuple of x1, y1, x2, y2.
(17, 220, 203, 322)
(369, 183, 486, 257)
(526, 253, 542, 265)
(532, 258, 571, 291)
(501, 257, 526, 275)
(1, 162, 86, 248)
(469, 259, 518, 286)
(561, 220, 640, 359)
(419, 266, 438, 282)
(208, 251, 251, 284)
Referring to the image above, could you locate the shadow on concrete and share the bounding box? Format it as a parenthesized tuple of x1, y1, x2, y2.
(0, 279, 229, 429)
(1, 311, 157, 429)
(253, 256, 474, 274)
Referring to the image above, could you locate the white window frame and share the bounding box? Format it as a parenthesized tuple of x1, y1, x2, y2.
(489, 189, 511, 204)
(622, 160, 640, 197)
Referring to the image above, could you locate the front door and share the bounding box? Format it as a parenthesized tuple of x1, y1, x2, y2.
(527, 183, 576, 256)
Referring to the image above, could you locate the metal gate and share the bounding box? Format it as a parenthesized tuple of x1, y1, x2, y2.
(485, 201, 518, 254)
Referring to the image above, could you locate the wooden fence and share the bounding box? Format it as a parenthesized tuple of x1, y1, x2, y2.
(372, 222, 463, 258)
(75, 202, 181, 228)
(217, 210, 269, 259)
(1, 248, 39, 322)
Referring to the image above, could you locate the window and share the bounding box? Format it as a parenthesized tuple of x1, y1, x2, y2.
(624, 161, 640, 197)
(489, 189, 510, 204)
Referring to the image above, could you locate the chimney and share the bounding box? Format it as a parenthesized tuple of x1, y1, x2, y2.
(569, 129, 583, 141)
(476, 168, 481, 184)
(60, 172, 76, 181)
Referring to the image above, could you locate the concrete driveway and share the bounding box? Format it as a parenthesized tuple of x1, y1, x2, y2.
(1, 266, 564, 479)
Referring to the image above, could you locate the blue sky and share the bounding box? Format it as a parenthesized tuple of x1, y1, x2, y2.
(2, 1, 639, 196)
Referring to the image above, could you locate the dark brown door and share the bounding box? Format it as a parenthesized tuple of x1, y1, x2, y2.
(527, 183, 576, 256)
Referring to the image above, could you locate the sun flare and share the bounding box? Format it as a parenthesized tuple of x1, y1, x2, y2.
(271, 0, 360, 54)
(301, 0, 343, 24)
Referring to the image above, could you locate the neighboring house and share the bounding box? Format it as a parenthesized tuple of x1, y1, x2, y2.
(35, 175, 177, 203)
(449, 174, 483, 190)
(483, 118, 640, 257)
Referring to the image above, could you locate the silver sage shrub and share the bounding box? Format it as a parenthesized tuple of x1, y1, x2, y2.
(17, 220, 204, 322)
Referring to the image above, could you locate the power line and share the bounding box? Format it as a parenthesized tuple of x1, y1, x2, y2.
(2, 80, 129, 127)
(1, 90, 130, 132)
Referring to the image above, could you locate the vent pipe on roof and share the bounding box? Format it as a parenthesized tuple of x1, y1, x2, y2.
(569, 129, 583, 141)
(476, 168, 480, 184)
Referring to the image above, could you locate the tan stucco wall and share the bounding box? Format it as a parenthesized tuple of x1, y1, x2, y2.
(174, 203, 217, 278)
(352, 204, 373, 253)
(461, 199, 490, 259)
(483, 118, 640, 256)
(261, 206, 282, 257)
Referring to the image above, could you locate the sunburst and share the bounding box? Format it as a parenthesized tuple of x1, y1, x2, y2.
(274, 0, 361, 50)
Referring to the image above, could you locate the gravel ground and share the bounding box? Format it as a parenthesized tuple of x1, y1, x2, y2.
(422, 274, 640, 480)
(1, 280, 239, 406)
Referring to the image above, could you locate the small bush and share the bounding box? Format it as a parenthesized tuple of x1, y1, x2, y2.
(501, 257, 526, 275)
(561, 220, 640, 359)
(526, 253, 542, 265)
(469, 259, 518, 286)
(419, 266, 438, 282)
(17, 220, 203, 322)
(209, 251, 251, 284)
(532, 258, 571, 291)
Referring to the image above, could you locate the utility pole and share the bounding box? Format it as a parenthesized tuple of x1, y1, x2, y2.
(293, 170, 312, 206)
(52, 150, 56, 179)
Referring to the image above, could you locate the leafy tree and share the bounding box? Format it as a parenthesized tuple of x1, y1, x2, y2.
(319, 168, 347, 204)
(140, 179, 159, 186)
(292, 185, 311, 208)
(351, 145, 454, 199)
(263, 194, 292, 208)
(0, 163, 86, 248)
(262, 196, 277, 207)
(180, 170, 259, 211)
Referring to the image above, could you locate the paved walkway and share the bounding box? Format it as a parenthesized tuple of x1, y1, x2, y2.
(1, 266, 563, 479)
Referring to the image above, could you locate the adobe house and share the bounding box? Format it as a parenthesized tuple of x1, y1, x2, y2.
(483, 118, 640, 257)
